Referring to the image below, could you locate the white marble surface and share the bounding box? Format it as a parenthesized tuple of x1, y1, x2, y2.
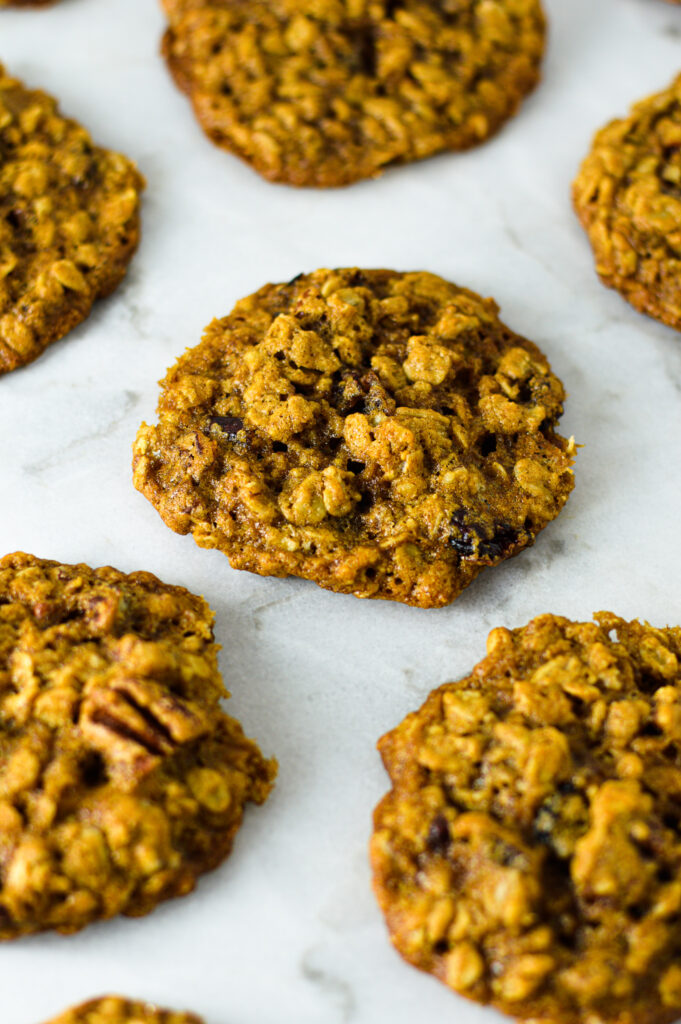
(2, 0, 681, 1021)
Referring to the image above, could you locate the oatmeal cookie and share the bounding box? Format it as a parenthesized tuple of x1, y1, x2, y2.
(574, 72, 681, 332)
(371, 612, 681, 1024)
(0, 552, 275, 939)
(133, 269, 574, 609)
(160, 0, 546, 187)
(0, 64, 144, 374)
(45, 997, 203, 1024)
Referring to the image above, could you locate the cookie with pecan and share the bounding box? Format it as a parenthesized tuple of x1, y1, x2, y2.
(133, 269, 574, 608)
(0, 552, 275, 939)
(160, 0, 546, 187)
(0, 64, 143, 374)
(45, 997, 203, 1024)
(371, 612, 681, 1024)
(574, 72, 681, 332)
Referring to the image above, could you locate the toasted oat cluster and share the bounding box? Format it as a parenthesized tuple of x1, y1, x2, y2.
(160, 0, 546, 187)
(0, 552, 276, 939)
(372, 613, 681, 1024)
(0, 64, 144, 374)
(574, 72, 681, 332)
(45, 997, 203, 1024)
(133, 269, 574, 608)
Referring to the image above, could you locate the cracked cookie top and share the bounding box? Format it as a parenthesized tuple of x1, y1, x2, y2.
(133, 269, 574, 608)
(0, 552, 275, 939)
(371, 613, 681, 1024)
(0, 63, 144, 374)
(574, 72, 681, 333)
(45, 997, 203, 1024)
(160, 0, 546, 187)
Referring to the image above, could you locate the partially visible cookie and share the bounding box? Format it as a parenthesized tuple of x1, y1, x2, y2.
(0, 552, 276, 939)
(0, 64, 143, 374)
(573, 73, 681, 332)
(371, 612, 681, 1024)
(45, 997, 203, 1024)
(133, 268, 574, 608)
(160, 0, 546, 187)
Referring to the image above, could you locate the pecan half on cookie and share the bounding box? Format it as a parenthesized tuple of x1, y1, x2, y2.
(0, 552, 275, 939)
(133, 269, 574, 608)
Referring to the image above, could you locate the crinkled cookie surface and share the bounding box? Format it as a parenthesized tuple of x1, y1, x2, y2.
(0, 63, 143, 374)
(45, 997, 203, 1024)
(0, 552, 275, 939)
(574, 72, 681, 332)
(371, 613, 681, 1024)
(133, 269, 574, 609)
(160, 0, 546, 187)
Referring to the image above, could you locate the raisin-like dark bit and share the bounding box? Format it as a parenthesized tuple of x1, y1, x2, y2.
(481, 523, 519, 559)
(333, 368, 397, 416)
(208, 415, 244, 437)
(449, 511, 519, 561)
(333, 369, 365, 414)
(426, 814, 451, 854)
(361, 371, 395, 416)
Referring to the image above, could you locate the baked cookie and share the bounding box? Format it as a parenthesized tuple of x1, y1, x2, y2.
(371, 612, 681, 1024)
(573, 73, 681, 332)
(44, 997, 202, 1024)
(133, 269, 574, 609)
(0, 64, 143, 374)
(160, 0, 546, 187)
(0, 552, 275, 939)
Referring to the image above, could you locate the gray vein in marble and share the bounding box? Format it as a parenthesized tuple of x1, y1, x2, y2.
(24, 389, 140, 477)
(662, 342, 681, 395)
(251, 593, 299, 630)
(122, 297, 154, 339)
(300, 949, 356, 1023)
(494, 203, 569, 288)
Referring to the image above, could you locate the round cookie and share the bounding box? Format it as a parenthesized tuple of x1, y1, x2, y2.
(160, 0, 546, 188)
(371, 612, 681, 1024)
(573, 73, 681, 332)
(0, 552, 276, 939)
(45, 997, 203, 1024)
(0, 64, 144, 374)
(133, 269, 574, 609)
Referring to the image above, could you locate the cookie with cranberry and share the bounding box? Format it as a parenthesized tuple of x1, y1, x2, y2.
(0, 552, 275, 939)
(133, 268, 574, 608)
(0, 63, 143, 373)
(372, 612, 681, 1023)
(45, 997, 203, 1024)
(574, 72, 681, 333)
(160, 0, 546, 187)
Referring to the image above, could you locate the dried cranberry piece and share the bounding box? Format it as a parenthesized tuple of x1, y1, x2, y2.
(426, 814, 451, 854)
(209, 415, 244, 438)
